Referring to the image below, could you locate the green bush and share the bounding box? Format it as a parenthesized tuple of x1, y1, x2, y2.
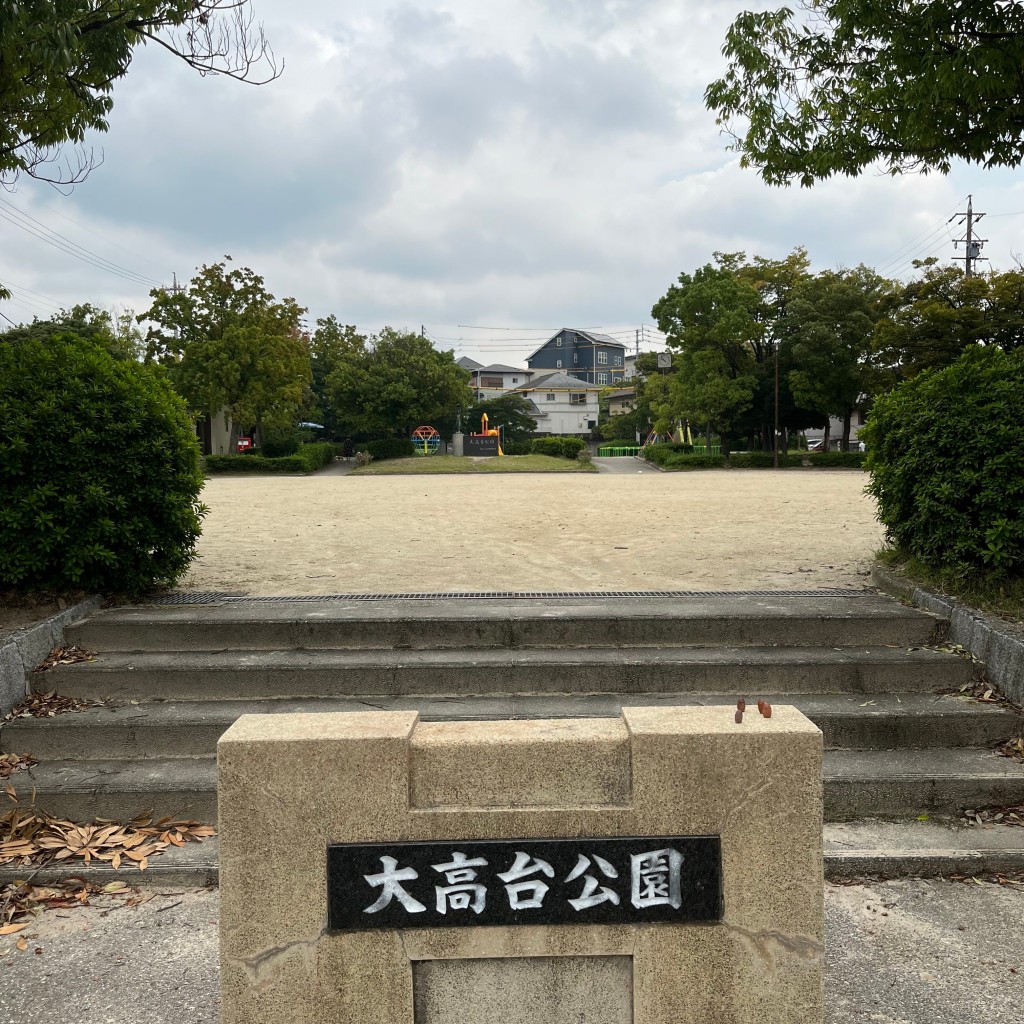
(365, 437, 416, 461)
(661, 454, 727, 471)
(808, 451, 866, 468)
(640, 443, 694, 466)
(728, 451, 775, 468)
(503, 439, 532, 456)
(529, 436, 587, 459)
(863, 345, 1024, 579)
(261, 426, 309, 458)
(205, 443, 337, 475)
(0, 334, 206, 595)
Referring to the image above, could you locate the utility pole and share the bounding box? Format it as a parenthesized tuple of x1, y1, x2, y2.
(950, 195, 988, 278)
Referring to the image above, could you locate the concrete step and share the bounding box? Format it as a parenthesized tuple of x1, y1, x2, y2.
(5, 820, 1021, 889)
(8, 748, 1024, 826)
(824, 748, 1024, 820)
(65, 595, 945, 653)
(40, 646, 976, 700)
(5, 693, 1019, 760)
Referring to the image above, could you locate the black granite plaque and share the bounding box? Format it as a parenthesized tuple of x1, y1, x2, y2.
(327, 836, 721, 932)
(464, 435, 500, 456)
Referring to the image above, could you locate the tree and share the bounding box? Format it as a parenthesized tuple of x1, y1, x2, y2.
(1, 1, 278, 184)
(141, 259, 310, 443)
(0, 303, 143, 360)
(872, 261, 1024, 380)
(326, 328, 472, 437)
(652, 255, 763, 456)
(308, 316, 365, 436)
(781, 267, 885, 451)
(705, 2, 1024, 186)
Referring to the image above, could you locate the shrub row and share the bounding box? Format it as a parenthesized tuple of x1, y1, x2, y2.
(864, 345, 1024, 580)
(528, 436, 588, 459)
(500, 437, 588, 458)
(205, 442, 337, 475)
(364, 437, 416, 461)
(643, 443, 866, 470)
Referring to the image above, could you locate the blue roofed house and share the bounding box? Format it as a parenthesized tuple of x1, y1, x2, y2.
(526, 329, 628, 386)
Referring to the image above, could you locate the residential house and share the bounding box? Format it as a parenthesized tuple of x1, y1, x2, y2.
(526, 329, 627, 386)
(456, 356, 483, 372)
(513, 372, 602, 435)
(466, 363, 532, 400)
(606, 387, 636, 417)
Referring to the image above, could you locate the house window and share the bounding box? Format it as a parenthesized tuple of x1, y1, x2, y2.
(614, 354, 622, 365)
(598, 372, 609, 385)
(480, 376, 503, 388)
(556, 359, 562, 368)
(546, 393, 556, 402)
(512, 377, 519, 384)
(570, 393, 586, 406)
(573, 352, 578, 363)
(556, 337, 562, 346)
(598, 350, 608, 364)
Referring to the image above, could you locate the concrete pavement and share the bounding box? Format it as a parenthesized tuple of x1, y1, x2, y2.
(593, 455, 661, 473)
(1, 880, 1020, 1023)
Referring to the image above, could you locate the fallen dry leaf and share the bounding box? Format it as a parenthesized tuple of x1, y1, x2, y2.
(30, 646, 97, 674)
(0, 753, 37, 781)
(3, 689, 111, 722)
(0, 797, 216, 874)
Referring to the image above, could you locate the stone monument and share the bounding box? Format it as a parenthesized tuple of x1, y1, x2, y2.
(219, 707, 823, 1023)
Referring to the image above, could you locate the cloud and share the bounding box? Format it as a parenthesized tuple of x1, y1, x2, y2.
(0, 0, 1019, 364)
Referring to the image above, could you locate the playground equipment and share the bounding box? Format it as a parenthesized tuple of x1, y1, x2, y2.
(470, 413, 504, 456)
(411, 425, 441, 455)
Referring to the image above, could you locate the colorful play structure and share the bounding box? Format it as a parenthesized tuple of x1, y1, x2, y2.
(472, 413, 504, 455)
(411, 425, 441, 455)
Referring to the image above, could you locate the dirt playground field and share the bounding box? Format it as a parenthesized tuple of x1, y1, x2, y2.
(179, 468, 883, 595)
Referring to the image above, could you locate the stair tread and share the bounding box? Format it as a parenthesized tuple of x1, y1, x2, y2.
(47, 645, 970, 670)
(825, 817, 1024, 854)
(5, 692, 1017, 731)
(13, 747, 1024, 795)
(75, 594, 937, 625)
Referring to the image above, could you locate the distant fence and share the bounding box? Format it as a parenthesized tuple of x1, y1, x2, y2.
(597, 443, 723, 458)
(597, 445, 642, 457)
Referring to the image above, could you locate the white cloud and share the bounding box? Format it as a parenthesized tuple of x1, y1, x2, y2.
(1, 0, 1020, 365)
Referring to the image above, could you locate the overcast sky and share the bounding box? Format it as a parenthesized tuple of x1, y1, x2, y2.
(2, 0, 1022, 363)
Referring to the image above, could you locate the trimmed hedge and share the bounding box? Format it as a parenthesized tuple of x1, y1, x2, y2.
(661, 453, 727, 471)
(0, 334, 206, 595)
(728, 451, 774, 468)
(529, 436, 588, 459)
(863, 345, 1024, 579)
(205, 442, 337, 475)
(365, 437, 416, 461)
(503, 439, 533, 456)
(641, 443, 692, 466)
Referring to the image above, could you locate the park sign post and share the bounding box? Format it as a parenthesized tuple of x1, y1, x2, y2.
(219, 708, 824, 1024)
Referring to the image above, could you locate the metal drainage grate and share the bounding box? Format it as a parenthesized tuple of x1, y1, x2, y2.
(143, 588, 872, 605)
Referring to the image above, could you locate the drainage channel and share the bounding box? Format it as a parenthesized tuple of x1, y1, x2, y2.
(142, 588, 873, 605)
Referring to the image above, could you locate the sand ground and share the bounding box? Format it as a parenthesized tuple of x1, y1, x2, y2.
(180, 468, 883, 594)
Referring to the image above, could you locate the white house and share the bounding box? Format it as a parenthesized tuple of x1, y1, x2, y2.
(465, 363, 533, 400)
(512, 371, 602, 435)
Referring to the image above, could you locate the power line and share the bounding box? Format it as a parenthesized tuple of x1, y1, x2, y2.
(29, 200, 169, 274)
(874, 198, 968, 276)
(0, 197, 161, 288)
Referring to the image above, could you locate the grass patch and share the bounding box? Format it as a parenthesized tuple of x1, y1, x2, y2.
(351, 455, 597, 475)
(877, 548, 1024, 624)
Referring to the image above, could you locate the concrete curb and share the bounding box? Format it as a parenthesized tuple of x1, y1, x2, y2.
(872, 563, 1024, 707)
(0, 596, 104, 718)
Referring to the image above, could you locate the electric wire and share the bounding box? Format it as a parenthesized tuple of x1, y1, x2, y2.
(0, 199, 161, 287)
